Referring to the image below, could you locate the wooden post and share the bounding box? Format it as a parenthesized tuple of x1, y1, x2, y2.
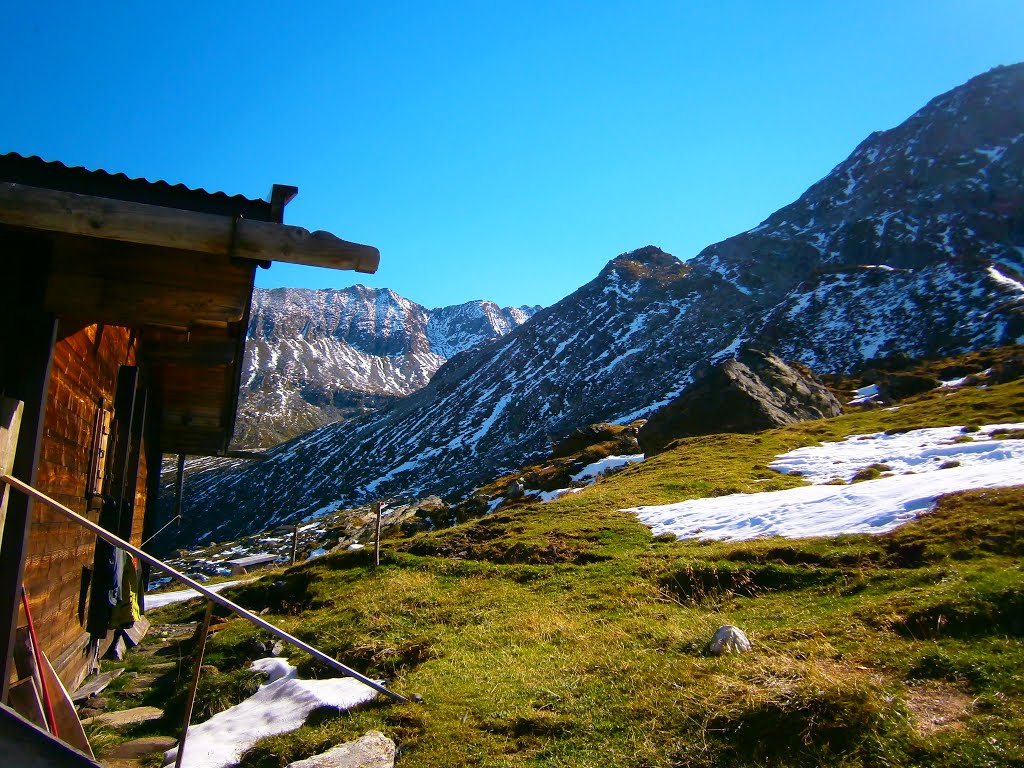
(175, 600, 214, 768)
(374, 501, 383, 568)
(290, 526, 299, 566)
(0, 399, 24, 545)
(0, 276, 57, 704)
(172, 454, 186, 526)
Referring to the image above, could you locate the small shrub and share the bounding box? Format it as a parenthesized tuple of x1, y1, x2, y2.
(884, 540, 931, 567)
(990, 428, 1024, 440)
(852, 463, 892, 482)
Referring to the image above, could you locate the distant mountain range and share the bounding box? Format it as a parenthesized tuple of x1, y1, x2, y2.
(161, 63, 1024, 552)
(233, 287, 538, 447)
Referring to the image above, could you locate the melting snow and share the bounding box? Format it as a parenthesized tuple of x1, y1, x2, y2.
(768, 424, 1023, 481)
(626, 424, 1024, 541)
(988, 266, 1024, 294)
(519, 455, 645, 503)
(848, 384, 880, 405)
(466, 393, 512, 448)
(941, 368, 992, 388)
(163, 658, 380, 768)
(301, 500, 344, 522)
(146, 579, 250, 609)
(527, 487, 586, 502)
(975, 145, 1007, 163)
(571, 454, 645, 482)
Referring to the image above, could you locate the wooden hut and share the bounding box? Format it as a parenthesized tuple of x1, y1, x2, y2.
(0, 153, 379, 703)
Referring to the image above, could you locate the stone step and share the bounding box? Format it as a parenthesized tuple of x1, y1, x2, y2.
(81, 706, 163, 729)
(107, 735, 177, 759)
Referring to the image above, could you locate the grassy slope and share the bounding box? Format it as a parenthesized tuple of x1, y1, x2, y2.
(151, 377, 1024, 768)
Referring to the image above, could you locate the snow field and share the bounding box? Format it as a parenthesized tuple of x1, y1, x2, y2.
(626, 424, 1024, 541)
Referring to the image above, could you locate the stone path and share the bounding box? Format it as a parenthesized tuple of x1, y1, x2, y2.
(82, 705, 163, 728)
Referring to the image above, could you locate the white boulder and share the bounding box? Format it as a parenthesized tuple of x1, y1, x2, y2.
(708, 625, 751, 655)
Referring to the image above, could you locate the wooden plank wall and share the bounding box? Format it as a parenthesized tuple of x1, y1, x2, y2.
(21, 322, 149, 690)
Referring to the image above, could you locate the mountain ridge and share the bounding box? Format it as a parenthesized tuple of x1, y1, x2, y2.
(162, 63, 1024, 551)
(233, 285, 540, 447)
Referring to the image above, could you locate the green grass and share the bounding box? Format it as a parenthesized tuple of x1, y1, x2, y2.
(138, 370, 1024, 767)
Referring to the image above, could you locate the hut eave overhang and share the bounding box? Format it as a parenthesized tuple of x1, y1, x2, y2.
(0, 177, 378, 457)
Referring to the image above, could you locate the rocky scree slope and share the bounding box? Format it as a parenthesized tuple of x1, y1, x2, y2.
(233, 286, 537, 447)
(163, 64, 1024, 551)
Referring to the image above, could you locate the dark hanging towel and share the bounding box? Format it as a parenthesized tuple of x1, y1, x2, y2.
(86, 366, 144, 636)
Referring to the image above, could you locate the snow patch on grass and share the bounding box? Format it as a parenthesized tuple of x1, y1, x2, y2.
(626, 424, 1024, 541)
(163, 657, 380, 768)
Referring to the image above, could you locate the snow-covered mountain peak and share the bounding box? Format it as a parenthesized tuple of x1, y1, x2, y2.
(234, 287, 539, 447)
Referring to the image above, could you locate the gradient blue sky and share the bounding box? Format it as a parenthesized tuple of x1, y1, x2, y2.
(4, 2, 1022, 309)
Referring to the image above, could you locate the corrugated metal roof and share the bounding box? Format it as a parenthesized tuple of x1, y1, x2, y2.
(0, 152, 282, 222)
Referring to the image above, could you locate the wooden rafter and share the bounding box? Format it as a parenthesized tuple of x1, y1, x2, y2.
(0, 181, 380, 274)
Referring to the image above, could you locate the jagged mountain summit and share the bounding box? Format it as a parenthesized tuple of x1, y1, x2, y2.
(702, 63, 1024, 369)
(164, 63, 1024, 551)
(233, 286, 539, 447)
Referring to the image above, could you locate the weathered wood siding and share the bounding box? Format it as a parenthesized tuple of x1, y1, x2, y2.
(22, 323, 149, 690)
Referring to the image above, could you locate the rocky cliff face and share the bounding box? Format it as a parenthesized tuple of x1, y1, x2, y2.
(233, 287, 538, 447)
(162, 63, 1024, 551)
(637, 346, 843, 454)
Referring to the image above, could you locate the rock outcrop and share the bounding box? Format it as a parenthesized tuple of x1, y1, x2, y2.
(639, 347, 842, 454)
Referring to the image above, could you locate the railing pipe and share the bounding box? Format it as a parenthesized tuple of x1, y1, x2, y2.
(0, 473, 409, 704)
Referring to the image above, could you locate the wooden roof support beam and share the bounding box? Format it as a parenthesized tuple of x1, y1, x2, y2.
(0, 182, 379, 274)
(142, 339, 238, 366)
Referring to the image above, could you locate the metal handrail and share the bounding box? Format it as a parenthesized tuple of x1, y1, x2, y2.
(1, 473, 409, 704)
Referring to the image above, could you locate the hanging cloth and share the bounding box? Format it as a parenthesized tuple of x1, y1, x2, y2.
(110, 553, 141, 629)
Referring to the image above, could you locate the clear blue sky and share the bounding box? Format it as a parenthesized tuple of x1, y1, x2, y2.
(4, 2, 1022, 309)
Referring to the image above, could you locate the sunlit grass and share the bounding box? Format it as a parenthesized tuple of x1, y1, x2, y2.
(137, 363, 1024, 767)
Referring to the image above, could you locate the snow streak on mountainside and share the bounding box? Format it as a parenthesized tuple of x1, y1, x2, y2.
(233, 286, 538, 447)
(163, 64, 1024, 551)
